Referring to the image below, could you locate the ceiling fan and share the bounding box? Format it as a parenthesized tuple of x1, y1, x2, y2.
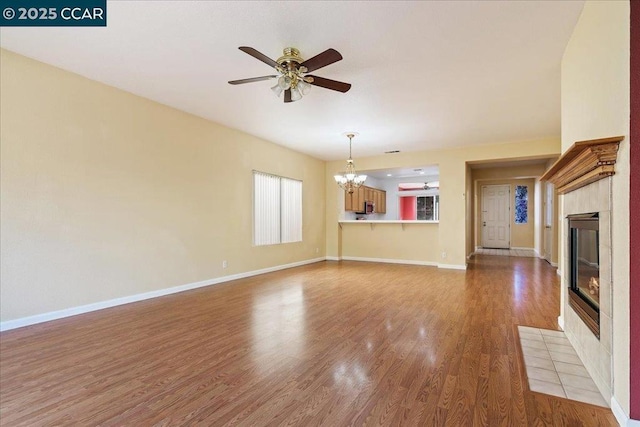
(423, 181, 440, 190)
(228, 47, 351, 103)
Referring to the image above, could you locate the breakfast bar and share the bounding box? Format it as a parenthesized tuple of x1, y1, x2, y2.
(338, 220, 439, 266)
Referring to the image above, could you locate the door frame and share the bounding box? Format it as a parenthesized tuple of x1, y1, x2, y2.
(543, 182, 554, 263)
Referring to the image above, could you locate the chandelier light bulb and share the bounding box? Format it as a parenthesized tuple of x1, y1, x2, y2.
(298, 80, 311, 95)
(278, 76, 292, 90)
(271, 83, 284, 97)
(290, 86, 302, 101)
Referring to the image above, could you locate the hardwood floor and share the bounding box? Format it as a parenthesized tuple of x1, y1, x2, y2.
(0, 256, 617, 426)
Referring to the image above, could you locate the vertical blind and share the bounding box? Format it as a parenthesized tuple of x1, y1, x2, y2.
(253, 171, 302, 246)
(280, 177, 302, 243)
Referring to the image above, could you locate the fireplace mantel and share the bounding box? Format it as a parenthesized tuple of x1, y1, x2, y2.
(541, 136, 624, 194)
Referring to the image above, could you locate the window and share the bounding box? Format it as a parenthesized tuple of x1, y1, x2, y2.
(253, 171, 302, 246)
(417, 195, 439, 221)
(515, 185, 528, 224)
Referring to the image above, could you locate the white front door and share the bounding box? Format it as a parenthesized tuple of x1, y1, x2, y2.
(482, 185, 510, 249)
(544, 182, 554, 263)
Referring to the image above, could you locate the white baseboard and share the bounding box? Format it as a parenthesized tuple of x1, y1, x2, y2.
(611, 396, 640, 426)
(477, 246, 534, 251)
(578, 256, 600, 268)
(0, 257, 326, 332)
(557, 268, 562, 276)
(340, 256, 437, 267)
(437, 263, 467, 270)
(334, 256, 466, 270)
(558, 316, 565, 330)
(325, 256, 341, 261)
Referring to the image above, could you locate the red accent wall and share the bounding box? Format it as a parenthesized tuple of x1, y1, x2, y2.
(400, 197, 417, 220)
(630, 0, 639, 420)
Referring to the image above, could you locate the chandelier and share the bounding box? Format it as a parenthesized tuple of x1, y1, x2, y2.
(334, 133, 367, 193)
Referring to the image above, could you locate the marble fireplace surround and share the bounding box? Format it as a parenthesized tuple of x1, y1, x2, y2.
(541, 136, 623, 403)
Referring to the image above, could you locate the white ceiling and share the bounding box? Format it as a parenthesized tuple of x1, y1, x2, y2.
(365, 165, 440, 180)
(0, 1, 584, 161)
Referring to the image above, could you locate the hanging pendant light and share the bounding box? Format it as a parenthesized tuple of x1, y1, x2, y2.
(334, 133, 367, 193)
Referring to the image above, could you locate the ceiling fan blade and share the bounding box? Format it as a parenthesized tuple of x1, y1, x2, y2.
(307, 75, 351, 93)
(228, 75, 277, 85)
(300, 49, 343, 73)
(284, 89, 292, 103)
(238, 46, 280, 69)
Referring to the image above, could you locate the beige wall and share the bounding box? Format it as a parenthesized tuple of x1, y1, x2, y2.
(474, 179, 537, 249)
(470, 163, 548, 180)
(0, 50, 326, 322)
(326, 139, 560, 268)
(561, 0, 630, 415)
(341, 223, 438, 263)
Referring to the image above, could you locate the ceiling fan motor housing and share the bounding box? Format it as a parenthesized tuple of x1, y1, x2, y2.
(275, 48, 312, 89)
(277, 47, 304, 66)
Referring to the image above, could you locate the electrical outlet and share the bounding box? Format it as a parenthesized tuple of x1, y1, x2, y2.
(441, 252, 447, 259)
(315, 247, 319, 254)
(222, 260, 228, 269)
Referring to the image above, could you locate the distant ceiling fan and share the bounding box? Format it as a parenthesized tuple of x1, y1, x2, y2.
(423, 181, 440, 190)
(228, 46, 351, 103)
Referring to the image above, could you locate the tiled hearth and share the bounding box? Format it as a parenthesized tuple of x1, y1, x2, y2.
(518, 326, 608, 407)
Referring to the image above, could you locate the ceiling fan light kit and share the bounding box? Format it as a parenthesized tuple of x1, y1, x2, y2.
(334, 133, 367, 194)
(229, 46, 351, 103)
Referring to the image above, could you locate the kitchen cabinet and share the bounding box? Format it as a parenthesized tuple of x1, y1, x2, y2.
(344, 185, 386, 214)
(345, 188, 360, 212)
(344, 186, 362, 212)
(365, 187, 374, 203)
(345, 190, 353, 211)
(356, 186, 365, 209)
(375, 189, 386, 214)
(348, 186, 364, 212)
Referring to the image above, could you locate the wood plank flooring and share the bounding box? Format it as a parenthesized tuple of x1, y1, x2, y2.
(0, 256, 617, 426)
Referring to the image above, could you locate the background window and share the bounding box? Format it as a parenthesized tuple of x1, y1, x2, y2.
(417, 195, 439, 221)
(253, 171, 302, 246)
(515, 185, 528, 224)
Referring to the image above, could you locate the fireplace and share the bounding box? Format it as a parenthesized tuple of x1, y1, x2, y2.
(568, 213, 600, 338)
(542, 136, 622, 401)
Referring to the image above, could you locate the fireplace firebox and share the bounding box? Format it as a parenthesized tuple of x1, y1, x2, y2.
(568, 213, 600, 338)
